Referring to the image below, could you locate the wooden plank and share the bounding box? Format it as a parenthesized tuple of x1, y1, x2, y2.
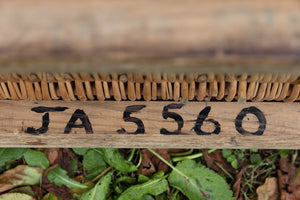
(0, 0, 300, 73)
(0, 100, 299, 149)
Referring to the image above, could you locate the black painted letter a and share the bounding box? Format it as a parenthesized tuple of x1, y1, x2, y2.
(64, 109, 93, 134)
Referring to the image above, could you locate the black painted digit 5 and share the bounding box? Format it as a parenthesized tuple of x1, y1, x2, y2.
(194, 106, 221, 135)
(118, 105, 146, 134)
(160, 103, 184, 135)
(235, 106, 266, 135)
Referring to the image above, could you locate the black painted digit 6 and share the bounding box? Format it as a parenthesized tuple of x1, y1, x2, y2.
(194, 106, 221, 135)
(118, 105, 146, 134)
(160, 103, 184, 135)
(235, 106, 266, 135)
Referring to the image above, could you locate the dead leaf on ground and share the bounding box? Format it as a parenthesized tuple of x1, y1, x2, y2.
(233, 168, 243, 199)
(46, 148, 74, 176)
(0, 193, 36, 200)
(202, 149, 236, 175)
(0, 165, 42, 193)
(45, 148, 60, 165)
(42, 165, 74, 200)
(31, 185, 47, 200)
(278, 157, 300, 200)
(138, 149, 170, 176)
(256, 177, 279, 200)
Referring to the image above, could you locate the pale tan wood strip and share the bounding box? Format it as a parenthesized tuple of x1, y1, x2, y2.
(188, 81, 195, 100)
(111, 73, 121, 101)
(168, 82, 173, 100)
(210, 80, 218, 98)
(112, 80, 121, 101)
(160, 81, 167, 100)
(181, 80, 189, 99)
(1, 82, 11, 99)
(7, 81, 19, 100)
(84, 81, 95, 100)
(33, 82, 42, 100)
(285, 84, 300, 102)
(127, 73, 136, 101)
(39, 73, 51, 100)
(0, 101, 298, 148)
(93, 80, 105, 101)
(75, 80, 87, 100)
(216, 74, 225, 100)
(0, 86, 5, 99)
(119, 81, 127, 100)
(265, 83, 278, 101)
(92, 73, 105, 101)
(151, 82, 157, 100)
(225, 81, 237, 102)
(102, 81, 111, 99)
(197, 82, 207, 101)
(276, 83, 290, 101)
(18, 79, 28, 100)
(173, 80, 180, 100)
(12, 82, 23, 99)
(58, 81, 71, 101)
(119, 74, 128, 100)
(143, 80, 151, 101)
(48, 83, 59, 100)
(253, 83, 268, 102)
(65, 82, 76, 101)
(262, 83, 272, 101)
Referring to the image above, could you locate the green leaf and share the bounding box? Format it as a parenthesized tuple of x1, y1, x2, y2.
(116, 176, 135, 184)
(227, 155, 236, 163)
(83, 149, 106, 180)
(24, 149, 50, 170)
(93, 149, 137, 173)
(118, 178, 168, 200)
(138, 175, 150, 184)
(72, 148, 89, 156)
(221, 149, 232, 158)
(250, 149, 258, 153)
(231, 159, 238, 169)
(0, 148, 27, 167)
(156, 194, 168, 200)
(47, 166, 88, 189)
(278, 149, 292, 158)
(237, 152, 244, 160)
(141, 195, 154, 200)
(71, 160, 78, 176)
(250, 154, 262, 165)
(78, 171, 113, 200)
(168, 160, 233, 200)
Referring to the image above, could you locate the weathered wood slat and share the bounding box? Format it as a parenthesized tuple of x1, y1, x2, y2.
(0, 100, 298, 148)
(0, 0, 300, 73)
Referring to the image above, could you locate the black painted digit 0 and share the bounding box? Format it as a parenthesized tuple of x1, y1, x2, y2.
(235, 106, 266, 135)
(118, 105, 146, 134)
(194, 106, 221, 135)
(160, 103, 184, 135)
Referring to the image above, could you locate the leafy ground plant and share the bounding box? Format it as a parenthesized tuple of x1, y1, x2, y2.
(0, 148, 299, 199)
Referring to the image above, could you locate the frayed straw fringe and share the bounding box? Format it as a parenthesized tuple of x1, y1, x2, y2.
(0, 73, 299, 102)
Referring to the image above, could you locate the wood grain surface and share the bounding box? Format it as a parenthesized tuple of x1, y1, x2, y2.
(0, 0, 300, 73)
(0, 100, 299, 148)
